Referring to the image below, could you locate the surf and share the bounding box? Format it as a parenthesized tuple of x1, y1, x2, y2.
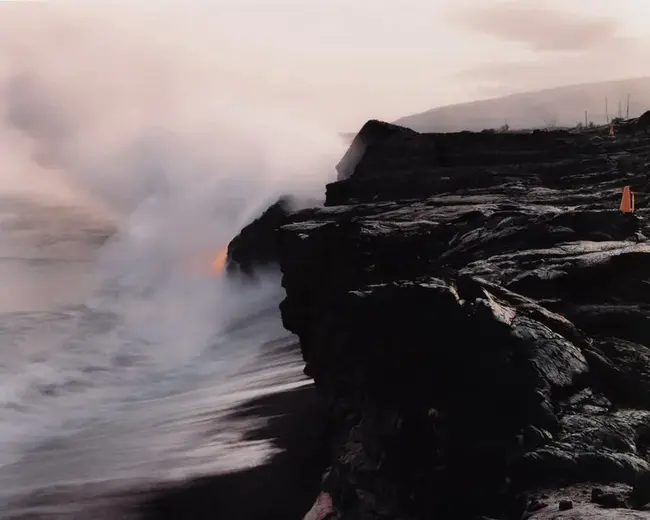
(0, 1, 345, 511)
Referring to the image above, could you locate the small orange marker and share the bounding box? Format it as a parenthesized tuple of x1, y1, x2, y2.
(620, 185, 634, 213)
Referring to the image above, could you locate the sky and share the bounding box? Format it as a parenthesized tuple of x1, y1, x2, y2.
(2, 0, 650, 131)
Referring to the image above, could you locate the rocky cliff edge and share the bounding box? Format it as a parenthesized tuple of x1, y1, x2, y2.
(272, 116, 650, 519)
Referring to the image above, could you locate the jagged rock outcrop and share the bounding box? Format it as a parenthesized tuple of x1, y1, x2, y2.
(616, 110, 650, 135)
(335, 120, 419, 181)
(225, 197, 293, 276)
(277, 119, 650, 519)
(225, 196, 325, 277)
(638, 110, 650, 130)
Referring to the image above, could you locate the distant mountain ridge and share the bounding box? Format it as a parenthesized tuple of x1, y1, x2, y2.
(394, 76, 650, 133)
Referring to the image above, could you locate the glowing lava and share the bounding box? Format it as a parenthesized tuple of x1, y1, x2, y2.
(211, 246, 228, 274)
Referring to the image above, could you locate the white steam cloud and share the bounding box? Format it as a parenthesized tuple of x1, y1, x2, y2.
(0, 0, 346, 361)
(0, 0, 346, 467)
(0, 1, 345, 244)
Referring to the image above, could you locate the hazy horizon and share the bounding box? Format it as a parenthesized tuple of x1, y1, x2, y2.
(3, 0, 650, 132)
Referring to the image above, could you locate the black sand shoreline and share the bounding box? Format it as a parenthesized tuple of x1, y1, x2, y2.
(133, 384, 329, 520)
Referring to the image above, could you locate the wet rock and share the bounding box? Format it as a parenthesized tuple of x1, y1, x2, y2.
(591, 489, 627, 509)
(523, 485, 639, 519)
(559, 499, 574, 510)
(528, 498, 549, 513)
(583, 339, 650, 408)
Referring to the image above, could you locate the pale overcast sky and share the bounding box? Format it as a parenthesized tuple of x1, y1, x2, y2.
(3, 0, 650, 131)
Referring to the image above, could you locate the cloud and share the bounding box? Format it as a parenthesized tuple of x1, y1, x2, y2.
(455, 31, 650, 99)
(450, 2, 622, 52)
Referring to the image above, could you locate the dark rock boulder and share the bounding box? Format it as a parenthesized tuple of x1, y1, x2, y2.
(335, 120, 418, 181)
(293, 276, 589, 518)
(523, 484, 648, 519)
(638, 110, 650, 129)
(615, 110, 650, 135)
(226, 197, 291, 276)
(226, 196, 323, 277)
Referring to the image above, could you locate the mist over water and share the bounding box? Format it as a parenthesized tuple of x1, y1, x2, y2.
(0, 1, 345, 512)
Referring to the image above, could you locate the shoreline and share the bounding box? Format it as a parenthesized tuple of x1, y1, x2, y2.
(134, 384, 329, 520)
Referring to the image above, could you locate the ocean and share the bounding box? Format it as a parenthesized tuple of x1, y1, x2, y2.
(0, 195, 312, 518)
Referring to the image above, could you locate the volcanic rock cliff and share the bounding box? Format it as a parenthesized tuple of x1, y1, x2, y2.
(223, 113, 650, 519)
(262, 115, 650, 520)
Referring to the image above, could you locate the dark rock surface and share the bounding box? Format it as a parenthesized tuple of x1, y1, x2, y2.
(275, 119, 650, 519)
(225, 197, 293, 277)
(335, 120, 419, 181)
(617, 110, 650, 135)
(225, 195, 325, 277)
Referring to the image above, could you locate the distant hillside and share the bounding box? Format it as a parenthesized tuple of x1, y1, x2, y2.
(394, 77, 650, 133)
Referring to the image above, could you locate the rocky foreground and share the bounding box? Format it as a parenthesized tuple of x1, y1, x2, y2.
(230, 114, 650, 520)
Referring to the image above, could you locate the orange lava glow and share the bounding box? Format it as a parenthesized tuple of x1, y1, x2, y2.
(211, 246, 228, 274)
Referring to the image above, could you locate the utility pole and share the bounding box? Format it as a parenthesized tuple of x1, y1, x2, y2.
(606, 98, 609, 123)
(618, 100, 622, 119)
(626, 94, 630, 119)
(585, 110, 588, 127)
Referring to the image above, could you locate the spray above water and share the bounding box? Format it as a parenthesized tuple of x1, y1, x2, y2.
(0, 0, 347, 293)
(0, 1, 347, 481)
(0, 1, 346, 229)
